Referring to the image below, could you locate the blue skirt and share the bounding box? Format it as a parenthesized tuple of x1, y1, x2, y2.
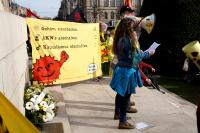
(110, 66, 143, 97)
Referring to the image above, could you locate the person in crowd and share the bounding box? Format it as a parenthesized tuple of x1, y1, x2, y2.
(96, 22, 109, 81)
(111, 5, 140, 115)
(139, 61, 161, 91)
(99, 22, 108, 44)
(182, 58, 199, 83)
(138, 61, 155, 85)
(116, 5, 137, 26)
(99, 22, 109, 71)
(110, 17, 154, 129)
(107, 29, 115, 76)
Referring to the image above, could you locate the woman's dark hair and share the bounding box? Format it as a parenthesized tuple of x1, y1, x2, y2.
(112, 18, 139, 55)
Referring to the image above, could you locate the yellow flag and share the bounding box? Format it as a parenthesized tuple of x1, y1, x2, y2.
(26, 18, 102, 85)
(0, 92, 39, 133)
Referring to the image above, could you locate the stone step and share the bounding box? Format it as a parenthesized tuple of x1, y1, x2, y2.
(39, 85, 72, 133)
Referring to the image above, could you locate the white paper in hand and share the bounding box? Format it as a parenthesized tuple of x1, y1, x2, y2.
(145, 42, 160, 52)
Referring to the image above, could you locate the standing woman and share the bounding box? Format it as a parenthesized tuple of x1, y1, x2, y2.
(110, 17, 154, 129)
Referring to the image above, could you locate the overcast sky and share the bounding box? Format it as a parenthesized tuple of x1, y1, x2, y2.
(14, 0, 62, 18)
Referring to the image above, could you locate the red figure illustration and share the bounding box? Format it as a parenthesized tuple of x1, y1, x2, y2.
(33, 51, 69, 85)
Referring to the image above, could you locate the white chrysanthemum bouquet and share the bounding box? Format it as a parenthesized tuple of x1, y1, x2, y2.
(24, 85, 57, 124)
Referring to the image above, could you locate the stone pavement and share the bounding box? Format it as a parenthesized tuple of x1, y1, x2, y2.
(46, 76, 197, 133)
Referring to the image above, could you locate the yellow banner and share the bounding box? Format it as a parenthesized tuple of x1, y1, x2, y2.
(26, 18, 102, 85)
(0, 92, 39, 133)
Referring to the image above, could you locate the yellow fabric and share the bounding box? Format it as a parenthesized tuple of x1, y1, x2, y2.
(0, 92, 39, 133)
(114, 20, 121, 32)
(99, 32, 109, 63)
(107, 36, 114, 77)
(26, 18, 102, 85)
(99, 32, 105, 42)
(107, 36, 114, 60)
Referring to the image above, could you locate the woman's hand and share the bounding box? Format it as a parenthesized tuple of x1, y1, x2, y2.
(146, 78, 152, 85)
(151, 68, 155, 72)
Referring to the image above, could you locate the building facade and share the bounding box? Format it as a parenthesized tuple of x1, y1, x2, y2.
(57, 0, 143, 25)
(10, 2, 27, 17)
(58, 0, 84, 20)
(84, 0, 143, 25)
(58, 0, 69, 20)
(0, 0, 12, 11)
(0, 0, 30, 17)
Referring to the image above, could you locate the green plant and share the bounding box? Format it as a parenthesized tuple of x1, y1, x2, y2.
(24, 85, 57, 124)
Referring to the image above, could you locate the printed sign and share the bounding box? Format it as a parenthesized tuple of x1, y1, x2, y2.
(26, 18, 102, 85)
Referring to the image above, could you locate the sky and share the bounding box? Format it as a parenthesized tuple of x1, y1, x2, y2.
(14, 0, 62, 18)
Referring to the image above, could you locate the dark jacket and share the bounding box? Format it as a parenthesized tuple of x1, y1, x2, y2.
(117, 36, 150, 68)
(117, 36, 133, 68)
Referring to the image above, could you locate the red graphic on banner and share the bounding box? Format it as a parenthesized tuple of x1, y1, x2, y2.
(33, 51, 69, 85)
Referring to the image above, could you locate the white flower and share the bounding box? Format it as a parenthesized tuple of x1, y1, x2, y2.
(33, 95, 39, 99)
(25, 102, 34, 110)
(27, 89, 32, 93)
(47, 109, 55, 119)
(36, 92, 46, 103)
(25, 85, 57, 123)
(46, 112, 53, 121)
(42, 115, 48, 122)
(35, 88, 41, 93)
(30, 95, 40, 104)
(40, 101, 48, 107)
(42, 105, 48, 112)
(49, 103, 55, 110)
(47, 108, 52, 112)
(50, 111, 55, 118)
(30, 98, 36, 103)
(34, 104, 40, 111)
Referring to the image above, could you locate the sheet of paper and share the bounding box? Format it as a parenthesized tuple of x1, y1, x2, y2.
(145, 42, 160, 52)
(135, 122, 153, 130)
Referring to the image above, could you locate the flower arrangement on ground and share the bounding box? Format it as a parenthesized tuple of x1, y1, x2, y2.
(24, 85, 57, 124)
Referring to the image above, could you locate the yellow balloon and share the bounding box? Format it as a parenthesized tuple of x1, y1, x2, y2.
(182, 40, 200, 70)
